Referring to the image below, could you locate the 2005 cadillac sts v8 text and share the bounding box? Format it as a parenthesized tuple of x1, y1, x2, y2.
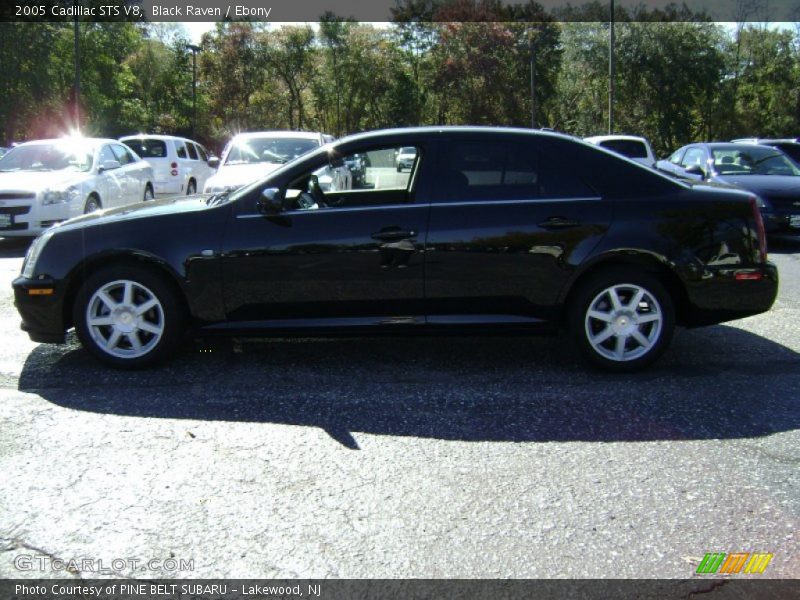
(12, 127, 778, 370)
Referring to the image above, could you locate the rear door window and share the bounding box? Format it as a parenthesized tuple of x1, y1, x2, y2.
(175, 141, 188, 159)
(437, 139, 595, 202)
(599, 139, 648, 159)
(186, 142, 199, 160)
(122, 139, 167, 159)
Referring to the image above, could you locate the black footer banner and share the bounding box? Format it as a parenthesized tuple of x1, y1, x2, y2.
(1, 579, 799, 600)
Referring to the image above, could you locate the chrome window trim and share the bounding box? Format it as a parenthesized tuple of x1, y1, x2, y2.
(235, 196, 602, 219)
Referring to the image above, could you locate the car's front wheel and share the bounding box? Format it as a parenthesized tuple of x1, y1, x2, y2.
(73, 266, 185, 368)
(569, 269, 675, 371)
(84, 195, 101, 214)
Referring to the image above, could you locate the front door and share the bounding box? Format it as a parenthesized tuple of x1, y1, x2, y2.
(221, 143, 432, 328)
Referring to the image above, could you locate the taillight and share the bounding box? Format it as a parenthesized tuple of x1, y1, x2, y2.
(750, 196, 767, 263)
(171, 162, 178, 169)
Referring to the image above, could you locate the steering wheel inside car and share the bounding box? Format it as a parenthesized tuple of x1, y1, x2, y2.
(307, 175, 327, 207)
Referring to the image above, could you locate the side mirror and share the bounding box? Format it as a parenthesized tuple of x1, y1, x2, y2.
(98, 159, 121, 173)
(258, 187, 284, 215)
(208, 156, 220, 169)
(684, 164, 706, 178)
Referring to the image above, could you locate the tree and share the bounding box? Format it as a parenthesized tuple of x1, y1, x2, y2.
(262, 25, 316, 130)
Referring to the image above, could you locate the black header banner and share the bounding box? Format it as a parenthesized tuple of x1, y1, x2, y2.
(3, 0, 800, 22)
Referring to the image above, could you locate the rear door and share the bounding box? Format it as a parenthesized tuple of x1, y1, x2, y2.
(424, 135, 613, 323)
(192, 142, 214, 191)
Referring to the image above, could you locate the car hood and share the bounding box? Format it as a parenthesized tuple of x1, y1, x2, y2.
(205, 163, 282, 189)
(715, 174, 800, 197)
(52, 194, 215, 233)
(0, 169, 90, 192)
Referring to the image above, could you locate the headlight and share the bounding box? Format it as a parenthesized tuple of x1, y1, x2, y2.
(42, 186, 80, 205)
(21, 229, 55, 278)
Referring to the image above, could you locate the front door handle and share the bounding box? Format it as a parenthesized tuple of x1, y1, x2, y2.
(538, 216, 581, 229)
(371, 228, 417, 241)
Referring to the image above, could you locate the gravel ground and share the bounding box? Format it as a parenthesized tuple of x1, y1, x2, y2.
(0, 236, 797, 580)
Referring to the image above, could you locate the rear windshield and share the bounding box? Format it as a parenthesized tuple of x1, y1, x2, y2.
(772, 143, 800, 164)
(223, 137, 320, 165)
(122, 139, 168, 159)
(599, 139, 648, 159)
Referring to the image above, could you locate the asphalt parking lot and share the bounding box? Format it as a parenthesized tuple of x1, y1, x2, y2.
(0, 236, 798, 579)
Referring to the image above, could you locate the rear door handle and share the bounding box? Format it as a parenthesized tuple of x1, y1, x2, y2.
(371, 228, 417, 241)
(538, 216, 581, 229)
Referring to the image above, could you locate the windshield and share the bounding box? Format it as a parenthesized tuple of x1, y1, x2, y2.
(0, 143, 94, 173)
(712, 146, 800, 176)
(223, 137, 320, 166)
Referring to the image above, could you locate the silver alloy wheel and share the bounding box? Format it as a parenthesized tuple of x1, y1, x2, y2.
(85, 279, 165, 359)
(584, 283, 663, 362)
(144, 186, 154, 201)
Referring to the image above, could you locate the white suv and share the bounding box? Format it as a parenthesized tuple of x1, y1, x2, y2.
(120, 135, 216, 197)
(583, 135, 656, 167)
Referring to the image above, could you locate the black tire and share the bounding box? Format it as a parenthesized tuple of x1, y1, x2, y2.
(186, 179, 196, 196)
(568, 268, 675, 372)
(84, 195, 101, 214)
(73, 265, 185, 368)
(396, 165, 402, 172)
(144, 184, 154, 201)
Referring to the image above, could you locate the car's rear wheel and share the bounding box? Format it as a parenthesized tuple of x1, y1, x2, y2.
(144, 184, 154, 201)
(569, 269, 675, 371)
(186, 179, 196, 195)
(73, 266, 184, 368)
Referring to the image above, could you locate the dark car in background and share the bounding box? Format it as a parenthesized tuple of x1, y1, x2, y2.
(732, 138, 800, 165)
(656, 142, 800, 235)
(13, 127, 777, 371)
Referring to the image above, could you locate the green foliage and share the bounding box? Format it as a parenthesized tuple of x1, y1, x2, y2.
(1, 17, 799, 160)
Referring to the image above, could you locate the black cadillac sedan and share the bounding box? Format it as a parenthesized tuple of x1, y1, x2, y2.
(13, 127, 778, 370)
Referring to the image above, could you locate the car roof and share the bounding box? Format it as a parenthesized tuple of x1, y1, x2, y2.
(584, 134, 650, 144)
(336, 126, 587, 147)
(703, 142, 781, 151)
(14, 137, 116, 148)
(231, 131, 327, 141)
(732, 138, 800, 145)
(120, 134, 197, 143)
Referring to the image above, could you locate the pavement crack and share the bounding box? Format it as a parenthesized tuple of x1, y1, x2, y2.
(0, 536, 81, 578)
